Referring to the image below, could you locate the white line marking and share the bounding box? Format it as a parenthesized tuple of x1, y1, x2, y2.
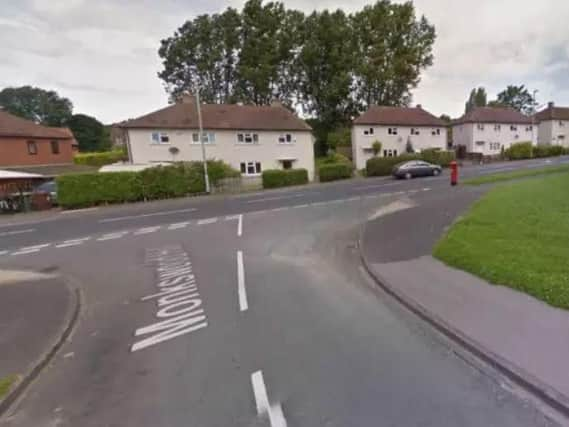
(237, 214, 243, 237)
(346, 196, 360, 202)
(245, 194, 303, 204)
(269, 207, 288, 212)
(293, 204, 309, 208)
(60, 207, 99, 214)
(422, 187, 431, 192)
(368, 199, 416, 221)
(249, 210, 267, 215)
(310, 201, 328, 207)
(168, 222, 190, 230)
(99, 208, 197, 223)
(134, 226, 161, 235)
(55, 237, 91, 248)
(355, 182, 399, 190)
(97, 231, 129, 241)
(237, 251, 248, 311)
(11, 243, 51, 255)
(0, 228, 35, 237)
(196, 217, 218, 225)
(225, 214, 241, 220)
(251, 371, 287, 427)
(0, 250, 8, 256)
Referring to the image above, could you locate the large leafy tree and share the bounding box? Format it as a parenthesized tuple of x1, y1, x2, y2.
(352, 1, 435, 110)
(465, 87, 487, 113)
(490, 85, 537, 115)
(67, 114, 111, 152)
(0, 86, 73, 126)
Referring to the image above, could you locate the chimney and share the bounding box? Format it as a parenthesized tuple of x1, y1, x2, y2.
(416, 104, 422, 109)
(178, 93, 196, 104)
(548, 101, 554, 109)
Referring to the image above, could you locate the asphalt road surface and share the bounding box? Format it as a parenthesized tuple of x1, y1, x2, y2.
(0, 158, 566, 427)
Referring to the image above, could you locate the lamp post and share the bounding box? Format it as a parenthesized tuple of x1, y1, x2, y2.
(195, 91, 210, 193)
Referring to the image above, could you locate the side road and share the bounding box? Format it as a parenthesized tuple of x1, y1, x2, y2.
(0, 271, 80, 417)
(360, 185, 569, 417)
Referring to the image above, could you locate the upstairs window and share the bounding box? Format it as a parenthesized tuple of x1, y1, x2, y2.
(559, 121, 565, 127)
(278, 133, 293, 144)
(525, 125, 533, 132)
(192, 132, 215, 143)
(237, 133, 259, 144)
(50, 140, 60, 154)
(388, 127, 398, 135)
(27, 140, 37, 155)
(432, 128, 441, 136)
(477, 124, 485, 130)
(494, 124, 501, 131)
(151, 132, 169, 144)
(363, 127, 374, 136)
(510, 125, 517, 131)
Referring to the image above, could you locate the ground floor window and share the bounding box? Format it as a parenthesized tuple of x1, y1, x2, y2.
(240, 161, 262, 175)
(282, 160, 293, 169)
(383, 149, 398, 157)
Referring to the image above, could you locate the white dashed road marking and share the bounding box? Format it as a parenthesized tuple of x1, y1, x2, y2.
(0, 228, 35, 237)
(99, 208, 197, 223)
(168, 222, 191, 230)
(0, 250, 8, 256)
(11, 244, 51, 255)
(55, 237, 91, 248)
(237, 214, 243, 237)
(196, 217, 218, 225)
(134, 226, 161, 235)
(251, 371, 287, 427)
(245, 194, 303, 204)
(97, 231, 129, 241)
(237, 250, 248, 311)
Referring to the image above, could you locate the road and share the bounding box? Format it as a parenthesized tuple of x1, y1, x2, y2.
(0, 158, 565, 426)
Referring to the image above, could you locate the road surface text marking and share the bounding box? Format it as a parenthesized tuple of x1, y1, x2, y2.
(237, 250, 248, 311)
(99, 208, 197, 223)
(131, 246, 208, 352)
(251, 371, 287, 427)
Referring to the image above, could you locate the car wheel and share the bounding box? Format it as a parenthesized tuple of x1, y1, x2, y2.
(433, 169, 440, 176)
(404, 172, 412, 180)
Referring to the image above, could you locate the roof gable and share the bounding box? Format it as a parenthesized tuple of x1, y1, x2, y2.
(353, 106, 446, 127)
(453, 107, 532, 125)
(534, 105, 569, 122)
(0, 110, 73, 139)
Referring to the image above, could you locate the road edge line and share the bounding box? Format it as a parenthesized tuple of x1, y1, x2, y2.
(357, 219, 569, 419)
(0, 279, 82, 418)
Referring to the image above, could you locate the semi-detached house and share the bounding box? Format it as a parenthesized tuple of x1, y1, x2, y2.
(535, 102, 569, 147)
(121, 95, 315, 180)
(352, 105, 447, 170)
(452, 107, 534, 156)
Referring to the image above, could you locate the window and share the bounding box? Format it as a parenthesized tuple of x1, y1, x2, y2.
(237, 133, 259, 144)
(363, 127, 374, 136)
(411, 128, 420, 135)
(388, 127, 398, 135)
(278, 133, 293, 144)
(282, 160, 293, 169)
(559, 121, 565, 127)
(510, 125, 517, 131)
(151, 132, 169, 144)
(489, 142, 501, 150)
(526, 125, 533, 131)
(477, 124, 485, 130)
(383, 149, 398, 157)
(50, 140, 60, 154)
(432, 128, 441, 136)
(27, 140, 37, 155)
(494, 124, 501, 131)
(192, 132, 215, 143)
(475, 140, 485, 146)
(240, 161, 262, 175)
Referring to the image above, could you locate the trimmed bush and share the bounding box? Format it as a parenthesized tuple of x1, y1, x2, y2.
(318, 163, 353, 182)
(73, 149, 127, 167)
(262, 169, 309, 188)
(420, 149, 456, 166)
(505, 141, 532, 160)
(533, 145, 565, 158)
(366, 154, 421, 177)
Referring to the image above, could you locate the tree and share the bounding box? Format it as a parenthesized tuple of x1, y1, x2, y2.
(440, 114, 452, 148)
(491, 85, 537, 115)
(372, 140, 382, 156)
(67, 114, 111, 152)
(327, 127, 351, 150)
(406, 137, 414, 153)
(0, 86, 73, 126)
(465, 87, 487, 113)
(351, 1, 435, 110)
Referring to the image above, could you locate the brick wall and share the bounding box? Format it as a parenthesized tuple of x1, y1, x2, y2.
(0, 137, 75, 167)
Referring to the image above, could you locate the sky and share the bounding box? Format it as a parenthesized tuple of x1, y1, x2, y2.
(2, 0, 569, 124)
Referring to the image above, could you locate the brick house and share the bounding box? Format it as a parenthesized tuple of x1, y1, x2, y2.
(0, 109, 77, 168)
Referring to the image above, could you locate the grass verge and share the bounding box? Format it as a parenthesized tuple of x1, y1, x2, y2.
(464, 163, 569, 185)
(0, 375, 17, 399)
(434, 171, 569, 309)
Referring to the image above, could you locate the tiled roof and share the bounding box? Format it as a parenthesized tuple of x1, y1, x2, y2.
(0, 110, 74, 139)
(120, 101, 311, 131)
(453, 107, 532, 125)
(353, 106, 446, 127)
(534, 105, 569, 122)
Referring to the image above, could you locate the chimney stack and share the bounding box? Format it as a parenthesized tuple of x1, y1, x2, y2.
(416, 104, 422, 109)
(548, 101, 554, 109)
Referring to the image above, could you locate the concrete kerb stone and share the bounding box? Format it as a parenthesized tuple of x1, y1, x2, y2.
(0, 277, 82, 418)
(357, 218, 569, 419)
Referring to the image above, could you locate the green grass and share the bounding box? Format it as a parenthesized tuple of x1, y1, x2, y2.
(0, 375, 17, 398)
(464, 164, 569, 185)
(434, 172, 569, 309)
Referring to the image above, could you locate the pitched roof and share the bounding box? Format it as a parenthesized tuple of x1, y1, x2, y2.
(453, 107, 532, 125)
(0, 110, 74, 139)
(120, 101, 311, 131)
(353, 106, 446, 127)
(534, 104, 569, 122)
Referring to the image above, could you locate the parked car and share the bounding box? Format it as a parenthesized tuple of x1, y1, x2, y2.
(33, 180, 58, 204)
(392, 161, 442, 179)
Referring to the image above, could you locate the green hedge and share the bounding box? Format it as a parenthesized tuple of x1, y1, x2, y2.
(73, 149, 128, 167)
(57, 161, 238, 209)
(533, 144, 566, 158)
(366, 154, 421, 177)
(262, 169, 309, 189)
(420, 149, 456, 167)
(318, 163, 352, 182)
(505, 141, 533, 160)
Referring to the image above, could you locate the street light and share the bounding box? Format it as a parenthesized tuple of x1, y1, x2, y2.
(195, 91, 211, 193)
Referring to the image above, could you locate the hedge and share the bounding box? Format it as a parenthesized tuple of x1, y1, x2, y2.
(533, 144, 565, 158)
(318, 163, 352, 182)
(420, 149, 456, 167)
(262, 169, 309, 188)
(57, 161, 238, 209)
(505, 141, 533, 160)
(73, 149, 128, 167)
(366, 154, 421, 177)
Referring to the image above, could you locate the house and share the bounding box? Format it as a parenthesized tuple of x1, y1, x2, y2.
(352, 105, 447, 170)
(452, 107, 533, 156)
(534, 102, 569, 147)
(120, 95, 315, 180)
(0, 109, 78, 168)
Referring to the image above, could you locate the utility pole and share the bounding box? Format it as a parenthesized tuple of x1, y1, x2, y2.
(531, 89, 539, 146)
(195, 91, 210, 193)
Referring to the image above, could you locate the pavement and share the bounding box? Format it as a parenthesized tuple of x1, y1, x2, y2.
(0, 157, 566, 426)
(361, 184, 569, 418)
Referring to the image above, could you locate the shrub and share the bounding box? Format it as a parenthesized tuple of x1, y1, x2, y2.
(533, 145, 565, 158)
(366, 154, 420, 177)
(317, 152, 352, 167)
(205, 159, 241, 184)
(73, 149, 127, 167)
(420, 148, 456, 166)
(371, 141, 382, 157)
(505, 141, 532, 160)
(318, 163, 353, 182)
(262, 169, 309, 188)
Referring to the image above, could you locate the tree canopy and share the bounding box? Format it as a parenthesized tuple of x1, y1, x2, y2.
(464, 87, 487, 113)
(67, 114, 111, 152)
(490, 85, 537, 115)
(0, 86, 73, 126)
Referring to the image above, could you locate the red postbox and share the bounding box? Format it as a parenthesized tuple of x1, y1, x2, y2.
(450, 160, 458, 186)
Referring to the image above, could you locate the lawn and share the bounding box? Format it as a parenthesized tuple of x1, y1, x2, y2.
(464, 163, 569, 185)
(0, 375, 16, 399)
(434, 171, 569, 309)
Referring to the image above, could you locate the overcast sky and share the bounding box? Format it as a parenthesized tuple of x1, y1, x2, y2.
(2, 0, 569, 124)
